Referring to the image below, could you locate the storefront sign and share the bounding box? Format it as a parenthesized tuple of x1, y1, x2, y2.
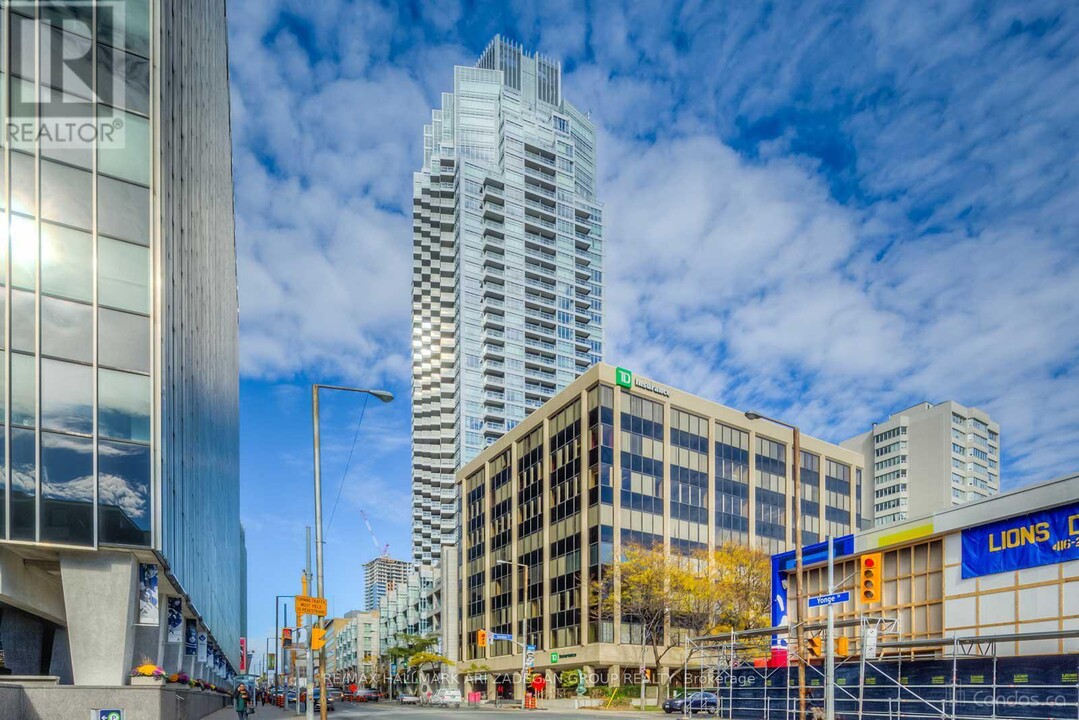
(137, 564, 159, 625)
(962, 501, 1079, 578)
(167, 598, 183, 643)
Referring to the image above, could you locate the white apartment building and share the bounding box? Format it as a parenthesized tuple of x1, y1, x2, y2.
(411, 35, 604, 565)
(333, 610, 380, 685)
(378, 547, 460, 673)
(842, 401, 1000, 527)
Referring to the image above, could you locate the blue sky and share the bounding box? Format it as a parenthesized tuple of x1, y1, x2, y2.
(227, 0, 1079, 661)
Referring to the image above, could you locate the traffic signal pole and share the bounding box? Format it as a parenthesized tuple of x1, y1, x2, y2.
(826, 537, 835, 720)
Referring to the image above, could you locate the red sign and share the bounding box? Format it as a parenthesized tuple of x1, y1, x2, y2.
(239, 638, 247, 671)
(349, 684, 357, 694)
(531, 675, 546, 692)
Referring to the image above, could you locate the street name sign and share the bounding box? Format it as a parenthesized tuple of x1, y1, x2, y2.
(808, 591, 850, 608)
(491, 632, 514, 641)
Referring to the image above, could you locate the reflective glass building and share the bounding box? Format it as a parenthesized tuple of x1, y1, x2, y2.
(412, 36, 604, 565)
(0, 0, 244, 686)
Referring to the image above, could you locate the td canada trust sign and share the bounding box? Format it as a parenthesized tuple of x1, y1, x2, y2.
(614, 367, 671, 398)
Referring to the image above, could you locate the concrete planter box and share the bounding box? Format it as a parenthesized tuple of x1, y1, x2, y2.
(130, 675, 165, 686)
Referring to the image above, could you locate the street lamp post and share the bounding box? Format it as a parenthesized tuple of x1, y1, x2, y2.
(312, 384, 393, 720)
(274, 595, 291, 701)
(497, 559, 530, 710)
(744, 410, 806, 720)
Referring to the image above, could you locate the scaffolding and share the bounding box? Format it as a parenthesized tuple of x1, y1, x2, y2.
(682, 618, 1079, 719)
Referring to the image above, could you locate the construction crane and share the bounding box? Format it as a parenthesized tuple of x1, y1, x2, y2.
(360, 509, 389, 557)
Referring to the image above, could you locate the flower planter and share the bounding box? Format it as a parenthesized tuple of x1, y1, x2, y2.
(130, 675, 166, 686)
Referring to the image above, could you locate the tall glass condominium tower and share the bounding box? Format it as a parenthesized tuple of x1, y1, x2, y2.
(412, 36, 604, 565)
(0, 0, 244, 685)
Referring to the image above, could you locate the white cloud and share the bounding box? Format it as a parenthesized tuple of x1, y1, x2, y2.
(229, 0, 1079, 491)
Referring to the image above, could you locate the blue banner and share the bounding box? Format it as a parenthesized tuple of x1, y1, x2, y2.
(185, 619, 197, 656)
(961, 501, 1079, 578)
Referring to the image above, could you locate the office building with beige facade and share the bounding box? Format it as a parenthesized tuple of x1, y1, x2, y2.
(455, 363, 864, 693)
(842, 401, 1000, 527)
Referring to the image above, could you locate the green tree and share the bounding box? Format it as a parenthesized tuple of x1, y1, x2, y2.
(385, 633, 449, 690)
(676, 542, 771, 637)
(591, 542, 683, 702)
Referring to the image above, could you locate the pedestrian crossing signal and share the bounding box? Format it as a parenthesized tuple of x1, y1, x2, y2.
(282, 628, 292, 647)
(859, 552, 883, 604)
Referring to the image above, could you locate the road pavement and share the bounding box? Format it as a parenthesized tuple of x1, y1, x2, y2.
(206, 701, 663, 720)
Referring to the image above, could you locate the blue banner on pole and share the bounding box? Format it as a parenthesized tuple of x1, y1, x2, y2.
(185, 619, 197, 656)
(961, 501, 1079, 578)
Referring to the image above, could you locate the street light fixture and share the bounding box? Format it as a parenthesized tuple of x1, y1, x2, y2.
(743, 410, 809, 719)
(312, 384, 394, 720)
(497, 558, 531, 710)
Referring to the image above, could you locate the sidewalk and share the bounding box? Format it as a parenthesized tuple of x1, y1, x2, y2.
(206, 703, 301, 720)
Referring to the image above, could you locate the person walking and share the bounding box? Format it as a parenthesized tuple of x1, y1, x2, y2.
(234, 683, 252, 720)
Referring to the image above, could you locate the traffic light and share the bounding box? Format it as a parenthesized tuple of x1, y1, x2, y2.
(282, 627, 292, 648)
(806, 636, 822, 657)
(859, 552, 883, 604)
(312, 627, 326, 651)
(835, 636, 849, 656)
(477, 629, 487, 647)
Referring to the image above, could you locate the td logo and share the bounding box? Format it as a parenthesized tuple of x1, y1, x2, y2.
(615, 367, 633, 389)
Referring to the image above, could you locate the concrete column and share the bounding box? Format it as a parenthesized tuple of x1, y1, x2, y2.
(173, 620, 184, 671)
(59, 550, 138, 685)
(607, 664, 619, 687)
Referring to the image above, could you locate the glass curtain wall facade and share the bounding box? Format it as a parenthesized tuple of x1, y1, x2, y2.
(0, 0, 243, 673)
(3, 0, 154, 549)
(412, 35, 603, 565)
(457, 364, 863, 682)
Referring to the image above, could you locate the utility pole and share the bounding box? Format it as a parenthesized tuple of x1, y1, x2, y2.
(306, 527, 314, 720)
(521, 562, 529, 711)
(313, 386, 328, 720)
(793, 426, 805, 720)
(744, 411, 805, 719)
